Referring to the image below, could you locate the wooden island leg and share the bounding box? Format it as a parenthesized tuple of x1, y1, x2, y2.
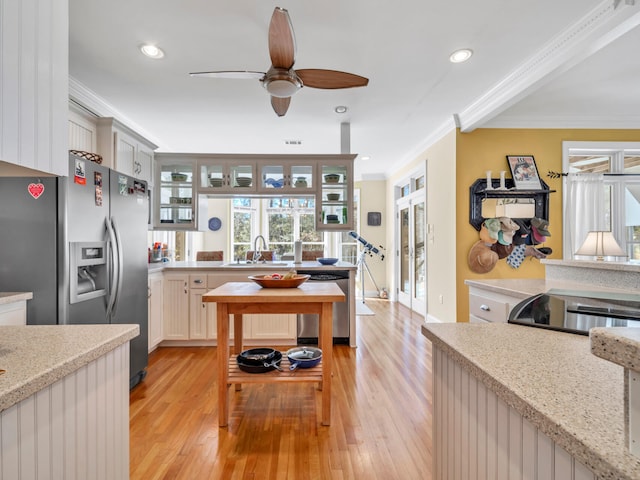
(320, 302, 333, 426)
(234, 314, 243, 392)
(217, 302, 230, 427)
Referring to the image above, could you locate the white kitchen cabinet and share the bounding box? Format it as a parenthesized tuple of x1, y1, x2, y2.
(159, 270, 297, 344)
(96, 117, 157, 185)
(148, 272, 164, 351)
(189, 288, 210, 339)
(432, 344, 597, 480)
(245, 312, 297, 340)
(164, 273, 219, 341)
(0, 301, 27, 326)
(162, 274, 190, 339)
(317, 159, 355, 231)
(196, 156, 257, 193)
(151, 153, 356, 232)
(207, 272, 296, 342)
(68, 103, 98, 152)
(154, 155, 197, 230)
(0, 0, 68, 176)
(256, 159, 316, 194)
(467, 285, 528, 323)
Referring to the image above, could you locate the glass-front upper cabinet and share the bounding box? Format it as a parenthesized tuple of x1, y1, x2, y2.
(198, 158, 256, 192)
(257, 161, 315, 193)
(154, 156, 196, 230)
(317, 159, 354, 231)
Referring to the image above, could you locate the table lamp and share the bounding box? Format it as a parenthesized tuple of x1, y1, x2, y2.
(575, 231, 627, 261)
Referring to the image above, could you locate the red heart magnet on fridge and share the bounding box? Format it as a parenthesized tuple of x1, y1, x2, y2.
(28, 183, 45, 199)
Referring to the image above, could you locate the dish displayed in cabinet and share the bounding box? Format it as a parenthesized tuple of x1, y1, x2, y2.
(324, 174, 340, 183)
(235, 177, 253, 187)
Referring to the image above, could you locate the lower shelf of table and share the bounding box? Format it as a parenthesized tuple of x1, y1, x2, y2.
(227, 355, 324, 384)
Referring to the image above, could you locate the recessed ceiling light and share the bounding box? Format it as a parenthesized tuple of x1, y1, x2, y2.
(360, 156, 370, 161)
(140, 44, 165, 59)
(334, 106, 348, 114)
(449, 48, 473, 63)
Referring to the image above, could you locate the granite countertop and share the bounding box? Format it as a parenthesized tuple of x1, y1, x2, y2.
(542, 259, 640, 273)
(464, 278, 638, 300)
(591, 328, 640, 373)
(0, 324, 139, 413)
(422, 322, 640, 480)
(0, 292, 33, 305)
(148, 260, 356, 272)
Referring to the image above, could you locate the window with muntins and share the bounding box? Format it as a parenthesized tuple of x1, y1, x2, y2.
(563, 142, 640, 261)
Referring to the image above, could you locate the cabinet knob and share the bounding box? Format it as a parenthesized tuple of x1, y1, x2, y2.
(480, 304, 490, 311)
(194, 279, 203, 284)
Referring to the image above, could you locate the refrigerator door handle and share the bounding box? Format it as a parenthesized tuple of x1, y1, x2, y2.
(105, 217, 120, 318)
(110, 216, 125, 316)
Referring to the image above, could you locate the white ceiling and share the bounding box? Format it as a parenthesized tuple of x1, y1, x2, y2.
(69, 0, 640, 180)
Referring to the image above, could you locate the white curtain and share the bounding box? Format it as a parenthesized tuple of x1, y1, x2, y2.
(564, 173, 607, 258)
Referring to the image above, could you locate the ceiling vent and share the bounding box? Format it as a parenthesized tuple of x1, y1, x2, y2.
(285, 140, 302, 145)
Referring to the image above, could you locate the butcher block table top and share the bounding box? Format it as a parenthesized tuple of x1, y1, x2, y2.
(204, 281, 345, 427)
(203, 281, 346, 303)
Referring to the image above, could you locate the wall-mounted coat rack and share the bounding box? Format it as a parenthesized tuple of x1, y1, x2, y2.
(469, 178, 555, 231)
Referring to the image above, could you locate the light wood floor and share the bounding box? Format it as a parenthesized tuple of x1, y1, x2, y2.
(130, 299, 433, 479)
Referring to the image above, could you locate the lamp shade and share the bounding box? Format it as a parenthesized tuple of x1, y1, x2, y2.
(575, 231, 627, 260)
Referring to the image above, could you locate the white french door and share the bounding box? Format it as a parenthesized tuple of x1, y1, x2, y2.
(396, 193, 426, 316)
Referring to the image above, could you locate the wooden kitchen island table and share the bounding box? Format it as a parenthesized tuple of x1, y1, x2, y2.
(203, 281, 345, 427)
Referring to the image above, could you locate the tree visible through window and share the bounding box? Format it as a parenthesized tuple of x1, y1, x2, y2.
(231, 197, 324, 259)
(232, 198, 255, 260)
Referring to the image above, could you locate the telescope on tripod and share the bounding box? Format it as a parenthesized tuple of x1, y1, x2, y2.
(349, 231, 385, 303)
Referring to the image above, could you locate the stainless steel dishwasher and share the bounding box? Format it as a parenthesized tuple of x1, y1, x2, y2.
(296, 270, 350, 345)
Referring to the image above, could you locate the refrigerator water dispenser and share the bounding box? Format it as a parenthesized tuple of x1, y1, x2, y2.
(70, 241, 108, 304)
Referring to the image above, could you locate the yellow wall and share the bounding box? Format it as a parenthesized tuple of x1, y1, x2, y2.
(387, 130, 458, 322)
(455, 128, 640, 322)
(356, 180, 387, 295)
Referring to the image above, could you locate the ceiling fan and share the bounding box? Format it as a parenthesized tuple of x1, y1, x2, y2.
(190, 7, 369, 117)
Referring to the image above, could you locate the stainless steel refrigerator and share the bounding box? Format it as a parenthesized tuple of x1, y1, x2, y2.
(0, 153, 149, 388)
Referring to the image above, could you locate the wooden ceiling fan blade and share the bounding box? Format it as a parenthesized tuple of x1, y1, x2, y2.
(269, 7, 296, 69)
(296, 69, 369, 89)
(189, 70, 265, 79)
(271, 96, 291, 117)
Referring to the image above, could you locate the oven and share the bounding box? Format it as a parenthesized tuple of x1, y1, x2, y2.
(508, 291, 640, 335)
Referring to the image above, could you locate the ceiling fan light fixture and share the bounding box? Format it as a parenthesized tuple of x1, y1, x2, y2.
(449, 48, 473, 63)
(140, 44, 165, 59)
(263, 68, 302, 98)
(264, 79, 301, 98)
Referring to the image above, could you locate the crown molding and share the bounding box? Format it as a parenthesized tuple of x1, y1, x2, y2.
(68, 76, 167, 149)
(457, 0, 640, 133)
(482, 114, 640, 130)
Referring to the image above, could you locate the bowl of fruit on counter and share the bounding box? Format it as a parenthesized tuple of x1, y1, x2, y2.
(248, 271, 310, 288)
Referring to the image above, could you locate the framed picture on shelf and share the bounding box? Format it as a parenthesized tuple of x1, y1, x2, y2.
(506, 155, 542, 190)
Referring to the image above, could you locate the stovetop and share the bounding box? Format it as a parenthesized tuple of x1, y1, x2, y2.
(508, 292, 640, 335)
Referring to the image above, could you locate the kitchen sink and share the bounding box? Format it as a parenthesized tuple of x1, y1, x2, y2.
(223, 262, 290, 267)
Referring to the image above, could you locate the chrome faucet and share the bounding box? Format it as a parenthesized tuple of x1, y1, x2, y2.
(253, 235, 268, 263)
